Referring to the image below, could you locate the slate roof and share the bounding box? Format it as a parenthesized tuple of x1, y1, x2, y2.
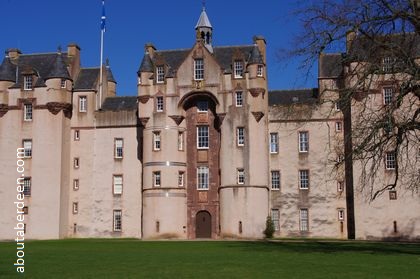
(74, 68, 99, 91)
(101, 96, 138, 111)
(268, 89, 319, 106)
(0, 57, 17, 82)
(138, 44, 264, 75)
(319, 53, 343, 78)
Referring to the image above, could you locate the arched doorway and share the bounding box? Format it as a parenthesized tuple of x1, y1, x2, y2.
(196, 211, 212, 238)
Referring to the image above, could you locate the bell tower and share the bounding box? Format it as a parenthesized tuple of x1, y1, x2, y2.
(195, 2, 213, 52)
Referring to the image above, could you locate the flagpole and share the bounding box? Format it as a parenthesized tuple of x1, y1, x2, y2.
(99, 0, 105, 110)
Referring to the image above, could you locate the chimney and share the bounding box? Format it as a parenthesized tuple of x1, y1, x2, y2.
(67, 43, 81, 80)
(253, 35, 266, 64)
(7, 48, 21, 60)
(346, 31, 356, 53)
(145, 43, 156, 59)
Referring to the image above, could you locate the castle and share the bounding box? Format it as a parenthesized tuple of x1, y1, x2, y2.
(0, 8, 419, 240)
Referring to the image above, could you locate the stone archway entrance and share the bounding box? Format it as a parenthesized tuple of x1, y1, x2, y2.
(196, 211, 212, 238)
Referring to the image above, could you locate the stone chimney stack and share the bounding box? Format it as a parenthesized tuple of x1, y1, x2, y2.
(145, 43, 156, 59)
(253, 36, 266, 64)
(7, 48, 21, 60)
(67, 43, 81, 80)
(346, 31, 357, 53)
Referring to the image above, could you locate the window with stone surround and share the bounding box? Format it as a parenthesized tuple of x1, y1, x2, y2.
(115, 138, 123, 158)
(197, 166, 209, 190)
(197, 126, 209, 149)
(237, 169, 245, 184)
(79, 96, 87, 112)
(299, 170, 309, 189)
(385, 152, 396, 170)
(299, 208, 309, 232)
(237, 127, 245, 146)
(113, 210, 122, 232)
(113, 175, 123, 195)
(23, 75, 33, 90)
(153, 131, 161, 151)
(156, 66, 165, 83)
(298, 131, 309, 152)
(270, 133, 278, 153)
(24, 104, 33, 121)
(271, 171, 280, 190)
(234, 60, 244, 78)
(153, 171, 161, 187)
(271, 209, 279, 231)
(194, 59, 204, 80)
(23, 139, 32, 158)
(156, 96, 164, 112)
(235, 91, 243, 107)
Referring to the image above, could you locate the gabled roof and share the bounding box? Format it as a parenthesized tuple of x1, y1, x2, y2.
(74, 68, 99, 91)
(268, 89, 319, 106)
(101, 96, 138, 111)
(319, 53, 343, 78)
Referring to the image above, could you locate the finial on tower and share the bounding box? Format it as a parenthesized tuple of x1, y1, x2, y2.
(202, 0, 206, 10)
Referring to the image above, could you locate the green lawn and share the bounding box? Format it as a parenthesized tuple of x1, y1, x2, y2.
(0, 239, 419, 278)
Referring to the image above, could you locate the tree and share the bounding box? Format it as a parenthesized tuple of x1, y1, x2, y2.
(264, 216, 275, 239)
(285, 0, 419, 239)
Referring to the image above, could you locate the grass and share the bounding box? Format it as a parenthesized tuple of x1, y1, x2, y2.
(0, 239, 419, 278)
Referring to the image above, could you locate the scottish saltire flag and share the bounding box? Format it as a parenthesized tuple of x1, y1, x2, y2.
(101, 0, 106, 32)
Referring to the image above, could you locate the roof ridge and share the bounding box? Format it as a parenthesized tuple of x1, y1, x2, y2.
(214, 44, 254, 49)
(20, 52, 68, 56)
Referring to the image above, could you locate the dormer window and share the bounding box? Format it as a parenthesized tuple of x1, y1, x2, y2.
(257, 65, 263, 77)
(23, 75, 33, 91)
(156, 66, 165, 83)
(194, 59, 204, 80)
(382, 57, 395, 73)
(234, 60, 244, 78)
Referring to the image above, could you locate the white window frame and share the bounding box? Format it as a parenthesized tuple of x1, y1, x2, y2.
(237, 169, 245, 185)
(385, 152, 396, 170)
(234, 60, 244, 78)
(299, 170, 309, 189)
(298, 131, 309, 153)
(73, 179, 79, 191)
(197, 166, 209, 190)
(153, 171, 161, 187)
(23, 75, 33, 91)
(23, 178, 31, 196)
(156, 96, 164, 112)
(153, 131, 161, 151)
(300, 208, 309, 232)
(60, 79, 66, 89)
(23, 139, 32, 158)
(178, 171, 184, 187)
(197, 126, 209, 149)
(335, 121, 343, 132)
(194, 58, 204, 80)
(271, 170, 280, 190)
(382, 57, 395, 72)
(72, 202, 78, 214)
(156, 66, 165, 83)
(337, 181, 344, 192)
(338, 209, 345, 221)
(257, 65, 263, 77)
(24, 104, 33, 121)
(237, 127, 245, 146)
(74, 130, 80, 141)
(113, 175, 123, 195)
(74, 157, 80, 169)
(79, 96, 87, 112)
(235, 91, 243, 107)
(335, 101, 341, 111)
(113, 210, 122, 232)
(115, 138, 123, 159)
(271, 209, 280, 231)
(270, 133, 278, 153)
(383, 87, 394, 105)
(178, 132, 184, 151)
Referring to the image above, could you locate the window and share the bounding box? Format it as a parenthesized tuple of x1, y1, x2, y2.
(74, 130, 80, 141)
(23, 75, 33, 90)
(335, 121, 343, 132)
(115, 139, 123, 158)
(270, 133, 278, 153)
(72, 202, 78, 214)
(299, 209, 309, 232)
(197, 166, 209, 190)
(23, 207, 28, 215)
(194, 59, 204, 80)
(337, 181, 344, 192)
(156, 96, 164, 112)
(178, 132, 184, 151)
(298, 131, 309, 152)
(335, 101, 341, 111)
(79, 96, 87, 112)
(178, 171, 184, 187)
(299, 170, 309, 189)
(237, 169, 245, 184)
(271, 209, 279, 231)
(271, 171, 280, 190)
(197, 100, 208, 112)
(61, 79, 66, 88)
(24, 104, 33, 121)
(73, 179, 79, 191)
(257, 65, 263, 77)
(235, 91, 243, 107)
(382, 57, 395, 72)
(113, 210, 122, 232)
(23, 178, 31, 196)
(113, 175, 123, 195)
(153, 171, 161, 187)
(338, 209, 345, 221)
(74, 157, 80, 169)
(153, 131, 161, 151)
(234, 60, 244, 78)
(386, 152, 396, 170)
(197, 126, 209, 149)
(156, 66, 165, 83)
(389, 190, 397, 200)
(23, 140, 32, 158)
(237, 127, 245, 146)
(383, 87, 394, 105)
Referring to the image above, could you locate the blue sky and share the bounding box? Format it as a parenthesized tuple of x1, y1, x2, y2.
(0, 0, 318, 95)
